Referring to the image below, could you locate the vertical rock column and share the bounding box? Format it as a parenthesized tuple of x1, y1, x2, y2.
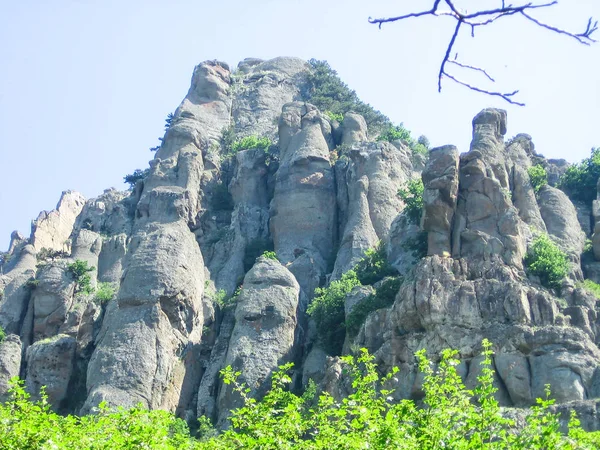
(83, 61, 232, 414)
(453, 109, 526, 267)
(422, 146, 459, 256)
(270, 102, 336, 298)
(216, 257, 300, 425)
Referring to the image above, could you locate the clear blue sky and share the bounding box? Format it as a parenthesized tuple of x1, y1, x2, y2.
(1, 0, 599, 250)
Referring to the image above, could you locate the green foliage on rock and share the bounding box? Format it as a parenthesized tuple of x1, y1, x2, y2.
(94, 282, 116, 304)
(124, 168, 149, 189)
(346, 276, 403, 336)
(398, 178, 424, 224)
(261, 251, 278, 260)
(3, 341, 600, 448)
(0, 325, 5, 344)
(302, 59, 392, 135)
(230, 135, 272, 154)
(324, 110, 344, 123)
(528, 164, 548, 193)
(67, 260, 95, 295)
(559, 147, 600, 203)
(402, 230, 428, 260)
(307, 270, 361, 356)
(524, 234, 570, 289)
(354, 242, 396, 285)
(582, 279, 600, 299)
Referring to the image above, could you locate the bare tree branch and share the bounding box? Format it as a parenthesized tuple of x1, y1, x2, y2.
(368, 1, 597, 105)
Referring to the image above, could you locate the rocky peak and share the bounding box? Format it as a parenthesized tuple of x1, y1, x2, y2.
(2, 58, 600, 431)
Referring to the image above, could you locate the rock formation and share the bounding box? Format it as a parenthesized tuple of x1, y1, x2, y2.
(1, 56, 600, 431)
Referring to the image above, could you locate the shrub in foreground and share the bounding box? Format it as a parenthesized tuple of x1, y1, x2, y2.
(3, 340, 600, 448)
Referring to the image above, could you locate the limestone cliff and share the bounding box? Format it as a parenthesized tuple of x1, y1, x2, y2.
(2, 57, 600, 429)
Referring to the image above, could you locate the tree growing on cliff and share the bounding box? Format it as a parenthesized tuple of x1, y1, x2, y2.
(369, 1, 597, 105)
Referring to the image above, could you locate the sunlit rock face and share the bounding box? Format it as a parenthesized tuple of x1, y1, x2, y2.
(2, 58, 600, 430)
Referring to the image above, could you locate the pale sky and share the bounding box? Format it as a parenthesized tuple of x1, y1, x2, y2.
(1, 0, 599, 250)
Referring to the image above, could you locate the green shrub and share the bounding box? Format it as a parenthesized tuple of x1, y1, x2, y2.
(582, 279, 600, 299)
(67, 260, 95, 295)
(124, 168, 149, 189)
(3, 341, 600, 448)
(261, 251, 278, 260)
(398, 178, 424, 224)
(230, 135, 272, 154)
(417, 135, 430, 148)
(213, 288, 241, 310)
(95, 282, 116, 304)
(307, 270, 361, 355)
(559, 147, 600, 203)
(524, 234, 570, 289)
(376, 123, 412, 143)
(302, 59, 392, 135)
(324, 111, 344, 122)
(346, 276, 403, 336)
(354, 242, 396, 285)
(0, 325, 5, 344)
(528, 164, 548, 193)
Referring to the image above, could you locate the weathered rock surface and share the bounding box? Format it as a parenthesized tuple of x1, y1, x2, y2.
(2, 59, 600, 433)
(216, 257, 300, 425)
(0, 334, 21, 402)
(31, 191, 86, 253)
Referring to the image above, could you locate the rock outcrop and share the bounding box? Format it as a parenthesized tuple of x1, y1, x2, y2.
(1, 57, 600, 432)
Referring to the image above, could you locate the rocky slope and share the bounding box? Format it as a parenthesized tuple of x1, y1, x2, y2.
(2, 56, 600, 429)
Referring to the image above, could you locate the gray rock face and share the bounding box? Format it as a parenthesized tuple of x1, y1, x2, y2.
(271, 102, 336, 297)
(31, 191, 86, 253)
(3, 63, 600, 432)
(340, 113, 368, 145)
(232, 57, 308, 140)
(353, 256, 600, 406)
(332, 141, 413, 278)
(0, 334, 22, 402)
(25, 334, 76, 408)
(216, 257, 300, 424)
(538, 185, 586, 280)
(422, 145, 459, 256)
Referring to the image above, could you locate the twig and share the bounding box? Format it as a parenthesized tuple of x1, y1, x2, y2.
(369, 0, 597, 105)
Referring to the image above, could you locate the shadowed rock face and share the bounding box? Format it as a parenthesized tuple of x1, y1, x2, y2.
(2, 60, 600, 430)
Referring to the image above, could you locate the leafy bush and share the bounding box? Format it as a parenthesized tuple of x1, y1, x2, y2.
(398, 178, 424, 224)
(95, 282, 116, 304)
(220, 125, 236, 153)
(213, 288, 241, 310)
(3, 341, 600, 448)
(418, 134, 431, 148)
(261, 251, 278, 260)
(376, 123, 412, 143)
(528, 164, 548, 193)
(230, 135, 272, 154)
(559, 147, 600, 203)
(524, 234, 570, 289)
(302, 59, 392, 135)
(307, 270, 361, 355)
(582, 279, 600, 299)
(354, 242, 396, 285)
(124, 168, 149, 189)
(346, 276, 403, 336)
(67, 260, 95, 295)
(25, 278, 39, 290)
(0, 325, 5, 344)
(324, 110, 344, 123)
